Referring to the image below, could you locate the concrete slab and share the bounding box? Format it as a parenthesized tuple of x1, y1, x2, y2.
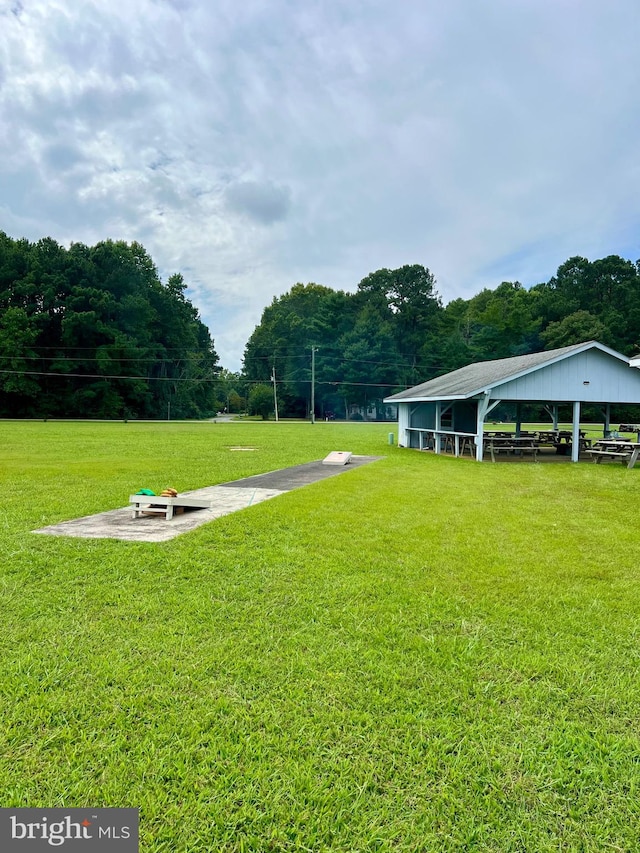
(33, 455, 383, 542)
(219, 455, 381, 491)
(34, 487, 284, 543)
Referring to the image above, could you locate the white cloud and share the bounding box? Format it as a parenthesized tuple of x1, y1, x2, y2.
(1, 0, 640, 369)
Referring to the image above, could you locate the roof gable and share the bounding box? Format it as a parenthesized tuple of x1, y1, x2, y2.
(385, 341, 628, 402)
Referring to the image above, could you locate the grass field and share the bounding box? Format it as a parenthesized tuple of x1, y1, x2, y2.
(2, 420, 640, 852)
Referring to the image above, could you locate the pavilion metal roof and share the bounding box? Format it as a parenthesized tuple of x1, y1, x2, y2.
(384, 341, 628, 403)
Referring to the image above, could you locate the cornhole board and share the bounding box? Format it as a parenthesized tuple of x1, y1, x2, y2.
(322, 451, 352, 466)
(130, 495, 213, 520)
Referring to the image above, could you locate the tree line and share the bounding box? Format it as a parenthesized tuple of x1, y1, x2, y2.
(0, 232, 220, 418)
(2, 228, 639, 421)
(242, 256, 640, 419)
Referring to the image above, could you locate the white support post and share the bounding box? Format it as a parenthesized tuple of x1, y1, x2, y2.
(475, 396, 488, 462)
(572, 401, 581, 462)
(403, 404, 418, 448)
(603, 404, 611, 437)
(435, 402, 442, 454)
(475, 394, 501, 461)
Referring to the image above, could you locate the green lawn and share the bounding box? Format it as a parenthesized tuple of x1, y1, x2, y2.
(2, 421, 640, 852)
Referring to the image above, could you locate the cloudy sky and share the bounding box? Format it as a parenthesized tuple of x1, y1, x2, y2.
(2, 0, 640, 370)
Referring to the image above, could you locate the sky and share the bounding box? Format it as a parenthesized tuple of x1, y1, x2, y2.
(2, 0, 640, 371)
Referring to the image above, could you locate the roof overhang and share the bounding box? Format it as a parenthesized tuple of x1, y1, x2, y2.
(383, 394, 469, 404)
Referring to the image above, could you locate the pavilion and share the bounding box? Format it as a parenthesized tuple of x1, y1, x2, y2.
(384, 341, 640, 462)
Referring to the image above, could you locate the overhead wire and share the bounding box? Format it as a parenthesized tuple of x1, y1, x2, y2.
(0, 367, 411, 390)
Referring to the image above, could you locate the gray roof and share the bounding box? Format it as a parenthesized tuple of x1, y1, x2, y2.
(385, 341, 626, 402)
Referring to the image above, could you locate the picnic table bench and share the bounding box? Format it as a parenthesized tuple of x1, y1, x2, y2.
(129, 494, 213, 520)
(586, 440, 640, 469)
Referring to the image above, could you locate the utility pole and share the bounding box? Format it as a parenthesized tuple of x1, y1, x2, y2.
(271, 364, 279, 422)
(310, 346, 317, 424)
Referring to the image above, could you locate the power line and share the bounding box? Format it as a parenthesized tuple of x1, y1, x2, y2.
(6, 345, 219, 353)
(0, 355, 217, 363)
(0, 369, 215, 382)
(0, 367, 410, 390)
(0, 343, 462, 374)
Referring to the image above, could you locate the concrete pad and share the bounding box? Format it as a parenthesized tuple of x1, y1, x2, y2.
(33, 455, 383, 543)
(34, 487, 284, 543)
(219, 456, 381, 491)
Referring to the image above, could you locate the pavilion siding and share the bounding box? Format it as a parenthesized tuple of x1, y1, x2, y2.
(493, 349, 640, 404)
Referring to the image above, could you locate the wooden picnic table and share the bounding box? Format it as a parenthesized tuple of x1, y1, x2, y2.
(533, 430, 591, 454)
(483, 435, 539, 462)
(586, 440, 640, 469)
(619, 424, 640, 441)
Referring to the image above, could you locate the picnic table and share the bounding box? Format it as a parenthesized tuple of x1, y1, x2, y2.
(483, 435, 539, 462)
(534, 430, 591, 454)
(586, 440, 640, 469)
(619, 423, 640, 441)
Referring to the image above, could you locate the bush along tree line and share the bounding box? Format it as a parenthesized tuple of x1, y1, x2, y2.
(0, 232, 221, 418)
(242, 256, 640, 420)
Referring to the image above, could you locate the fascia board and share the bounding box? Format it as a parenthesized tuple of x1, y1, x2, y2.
(383, 394, 470, 403)
(587, 341, 630, 363)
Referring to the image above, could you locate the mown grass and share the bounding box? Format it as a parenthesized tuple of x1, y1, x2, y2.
(1, 421, 640, 851)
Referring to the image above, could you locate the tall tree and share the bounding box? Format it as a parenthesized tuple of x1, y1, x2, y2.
(0, 231, 220, 418)
(464, 281, 540, 361)
(356, 265, 443, 383)
(540, 310, 612, 349)
(242, 283, 353, 417)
